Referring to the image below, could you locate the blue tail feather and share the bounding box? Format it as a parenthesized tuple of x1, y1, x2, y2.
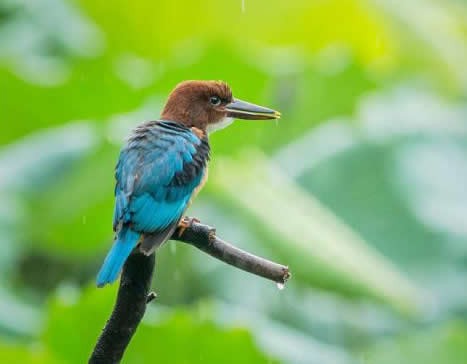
(96, 227, 140, 287)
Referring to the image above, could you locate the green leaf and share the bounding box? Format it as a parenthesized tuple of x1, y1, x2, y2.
(363, 321, 467, 364)
(28, 142, 117, 257)
(43, 285, 280, 364)
(211, 148, 424, 315)
(125, 311, 281, 364)
(0, 344, 60, 364)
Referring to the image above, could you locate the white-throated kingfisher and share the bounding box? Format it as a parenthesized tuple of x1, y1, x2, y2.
(97, 80, 280, 287)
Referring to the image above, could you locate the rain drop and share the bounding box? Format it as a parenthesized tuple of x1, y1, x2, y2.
(170, 241, 177, 254)
(276, 282, 285, 290)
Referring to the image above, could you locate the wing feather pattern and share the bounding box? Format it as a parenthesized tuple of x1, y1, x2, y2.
(113, 121, 210, 250)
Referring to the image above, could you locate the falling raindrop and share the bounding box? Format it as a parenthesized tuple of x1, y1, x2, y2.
(276, 282, 285, 290)
(241, 0, 245, 13)
(170, 241, 177, 254)
(82, 215, 87, 224)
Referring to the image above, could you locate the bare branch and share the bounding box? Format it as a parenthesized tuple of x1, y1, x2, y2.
(89, 251, 155, 364)
(89, 219, 291, 364)
(173, 220, 291, 284)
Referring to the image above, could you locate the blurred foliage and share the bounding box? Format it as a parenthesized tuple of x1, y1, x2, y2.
(364, 321, 467, 364)
(1, 285, 279, 364)
(2, 0, 467, 363)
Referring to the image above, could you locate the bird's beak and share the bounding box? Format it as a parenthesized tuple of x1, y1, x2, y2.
(225, 98, 281, 120)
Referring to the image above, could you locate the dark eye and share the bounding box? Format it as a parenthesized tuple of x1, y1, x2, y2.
(210, 96, 221, 105)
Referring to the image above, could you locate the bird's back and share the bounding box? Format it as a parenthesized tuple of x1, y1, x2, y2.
(97, 120, 210, 286)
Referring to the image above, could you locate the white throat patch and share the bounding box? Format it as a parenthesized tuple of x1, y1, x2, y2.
(207, 117, 234, 134)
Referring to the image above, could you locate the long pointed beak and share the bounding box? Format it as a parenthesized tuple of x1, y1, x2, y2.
(225, 98, 281, 120)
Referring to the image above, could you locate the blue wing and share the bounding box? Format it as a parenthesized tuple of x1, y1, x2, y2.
(114, 121, 209, 235)
(97, 121, 209, 287)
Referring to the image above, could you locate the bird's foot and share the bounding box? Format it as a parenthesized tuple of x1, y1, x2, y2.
(177, 216, 200, 237)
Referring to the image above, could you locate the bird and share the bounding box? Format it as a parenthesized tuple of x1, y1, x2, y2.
(96, 80, 280, 287)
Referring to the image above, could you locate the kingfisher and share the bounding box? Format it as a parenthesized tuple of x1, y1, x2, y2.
(96, 80, 280, 287)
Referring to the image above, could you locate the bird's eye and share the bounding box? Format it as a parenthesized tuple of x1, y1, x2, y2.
(210, 96, 221, 106)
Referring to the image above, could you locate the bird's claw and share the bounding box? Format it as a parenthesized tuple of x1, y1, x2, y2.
(177, 216, 200, 237)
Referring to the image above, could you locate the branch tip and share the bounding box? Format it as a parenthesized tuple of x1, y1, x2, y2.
(280, 267, 291, 284)
(146, 291, 157, 303)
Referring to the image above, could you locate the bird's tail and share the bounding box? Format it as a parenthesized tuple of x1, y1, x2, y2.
(96, 227, 140, 287)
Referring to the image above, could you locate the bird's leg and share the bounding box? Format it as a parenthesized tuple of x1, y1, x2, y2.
(177, 216, 200, 237)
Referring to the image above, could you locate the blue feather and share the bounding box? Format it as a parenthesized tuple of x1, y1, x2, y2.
(130, 193, 190, 231)
(96, 227, 140, 287)
(99, 121, 209, 287)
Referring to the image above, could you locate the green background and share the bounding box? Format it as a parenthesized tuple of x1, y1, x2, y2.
(1, 0, 467, 363)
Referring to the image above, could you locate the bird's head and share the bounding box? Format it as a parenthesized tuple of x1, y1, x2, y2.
(161, 80, 280, 133)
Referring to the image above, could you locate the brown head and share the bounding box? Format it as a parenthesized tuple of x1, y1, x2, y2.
(161, 80, 280, 133)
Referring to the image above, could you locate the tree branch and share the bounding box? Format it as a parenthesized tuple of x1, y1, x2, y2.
(173, 221, 291, 284)
(89, 250, 155, 364)
(89, 220, 290, 364)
